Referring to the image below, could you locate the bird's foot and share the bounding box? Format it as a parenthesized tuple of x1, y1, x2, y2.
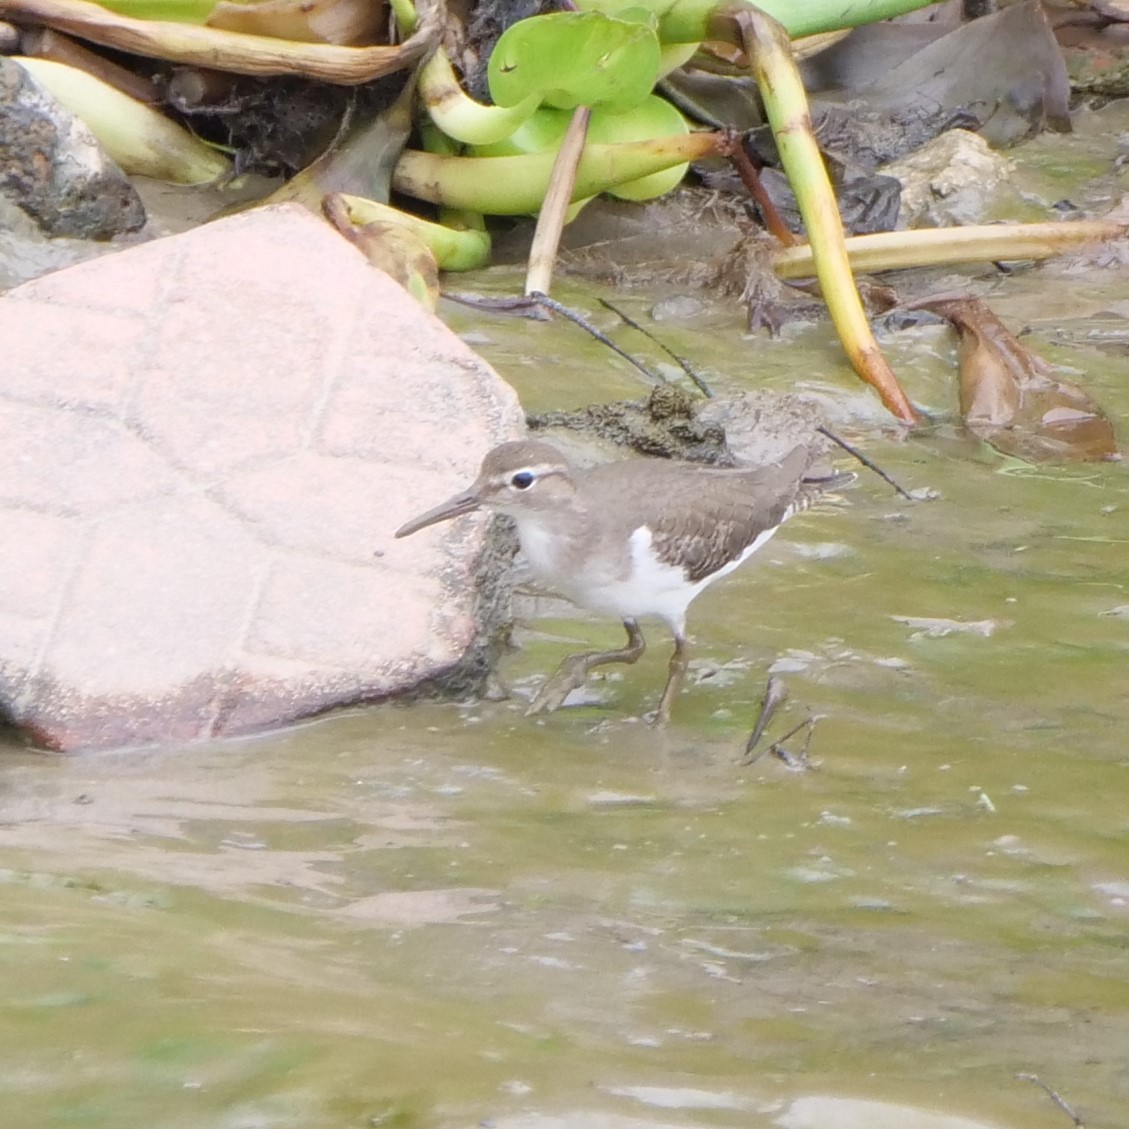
(524, 654, 592, 715)
(525, 626, 647, 717)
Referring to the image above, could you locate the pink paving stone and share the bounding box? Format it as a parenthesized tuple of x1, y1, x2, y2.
(0, 508, 75, 615)
(219, 451, 405, 563)
(0, 203, 523, 751)
(246, 555, 444, 671)
(0, 303, 146, 411)
(47, 494, 265, 692)
(0, 402, 184, 514)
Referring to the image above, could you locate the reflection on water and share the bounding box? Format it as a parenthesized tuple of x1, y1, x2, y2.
(4, 107, 1129, 1129)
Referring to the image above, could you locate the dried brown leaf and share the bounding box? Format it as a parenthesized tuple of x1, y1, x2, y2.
(207, 0, 383, 47)
(910, 294, 1120, 462)
(324, 193, 439, 309)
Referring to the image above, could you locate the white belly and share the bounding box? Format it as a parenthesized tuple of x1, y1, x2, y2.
(514, 518, 779, 636)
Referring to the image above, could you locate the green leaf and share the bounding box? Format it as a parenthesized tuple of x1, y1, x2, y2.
(575, 0, 682, 18)
(586, 94, 690, 199)
(472, 108, 573, 158)
(488, 11, 661, 111)
(472, 95, 690, 201)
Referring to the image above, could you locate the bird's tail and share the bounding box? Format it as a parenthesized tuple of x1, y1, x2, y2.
(787, 469, 858, 518)
(804, 469, 858, 493)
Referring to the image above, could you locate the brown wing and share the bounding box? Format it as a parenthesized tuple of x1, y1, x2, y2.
(583, 447, 811, 584)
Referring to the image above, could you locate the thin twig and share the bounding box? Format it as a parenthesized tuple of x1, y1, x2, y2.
(442, 292, 553, 320)
(598, 298, 715, 398)
(770, 714, 817, 770)
(816, 425, 915, 501)
(727, 129, 796, 247)
(1016, 1074, 1085, 1128)
(532, 294, 666, 384)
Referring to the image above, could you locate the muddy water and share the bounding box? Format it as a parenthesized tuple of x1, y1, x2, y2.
(3, 120, 1129, 1129)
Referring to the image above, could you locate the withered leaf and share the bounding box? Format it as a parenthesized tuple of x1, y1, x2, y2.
(323, 193, 439, 310)
(910, 294, 1119, 462)
(208, 0, 383, 46)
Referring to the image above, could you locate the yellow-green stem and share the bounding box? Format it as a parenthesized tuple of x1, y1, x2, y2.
(392, 131, 724, 214)
(773, 221, 1129, 279)
(736, 7, 917, 425)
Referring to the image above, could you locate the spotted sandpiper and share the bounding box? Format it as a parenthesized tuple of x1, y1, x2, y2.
(395, 440, 854, 721)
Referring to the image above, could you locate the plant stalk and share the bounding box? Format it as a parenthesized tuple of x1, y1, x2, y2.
(772, 221, 1129, 278)
(733, 6, 918, 425)
(526, 106, 592, 296)
(393, 131, 725, 214)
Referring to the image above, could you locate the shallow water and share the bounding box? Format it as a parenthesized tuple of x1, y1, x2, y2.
(3, 110, 1129, 1129)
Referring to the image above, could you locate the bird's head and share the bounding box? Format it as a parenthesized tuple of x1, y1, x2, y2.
(394, 440, 575, 538)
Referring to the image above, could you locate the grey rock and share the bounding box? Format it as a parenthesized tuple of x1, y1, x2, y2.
(0, 56, 144, 239)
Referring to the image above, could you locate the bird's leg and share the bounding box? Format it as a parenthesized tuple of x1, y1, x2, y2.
(654, 634, 691, 724)
(526, 619, 646, 715)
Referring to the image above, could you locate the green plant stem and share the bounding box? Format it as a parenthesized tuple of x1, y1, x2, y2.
(388, 0, 417, 34)
(736, 7, 918, 425)
(14, 55, 230, 183)
(658, 0, 938, 42)
(392, 131, 725, 213)
(420, 48, 540, 145)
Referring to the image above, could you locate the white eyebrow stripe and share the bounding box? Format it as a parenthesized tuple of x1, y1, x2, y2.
(502, 462, 566, 482)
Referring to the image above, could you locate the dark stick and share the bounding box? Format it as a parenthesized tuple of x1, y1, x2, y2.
(770, 715, 817, 770)
(727, 131, 796, 247)
(817, 425, 916, 501)
(598, 297, 715, 398)
(442, 292, 553, 320)
(531, 293, 667, 385)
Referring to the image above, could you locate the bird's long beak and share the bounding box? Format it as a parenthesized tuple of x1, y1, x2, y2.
(394, 487, 482, 538)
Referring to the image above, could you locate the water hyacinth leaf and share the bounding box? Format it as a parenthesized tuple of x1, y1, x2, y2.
(587, 94, 690, 200)
(471, 93, 681, 154)
(473, 95, 690, 202)
(574, 0, 681, 18)
(472, 107, 574, 159)
(488, 11, 661, 112)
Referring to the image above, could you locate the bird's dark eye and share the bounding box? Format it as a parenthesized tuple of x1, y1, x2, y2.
(511, 471, 535, 490)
